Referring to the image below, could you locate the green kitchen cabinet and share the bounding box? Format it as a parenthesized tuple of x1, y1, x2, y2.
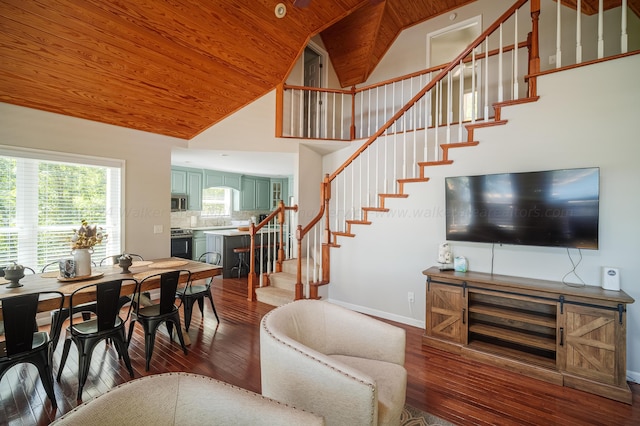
(171, 169, 187, 194)
(240, 176, 270, 210)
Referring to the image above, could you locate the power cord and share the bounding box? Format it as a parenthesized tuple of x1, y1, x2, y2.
(562, 248, 586, 287)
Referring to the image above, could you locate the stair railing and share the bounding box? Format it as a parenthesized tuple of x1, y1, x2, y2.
(291, 0, 537, 300)
(247, 200, 298, 301)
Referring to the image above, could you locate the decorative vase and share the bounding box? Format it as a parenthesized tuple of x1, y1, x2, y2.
(73, 248, 93, 277)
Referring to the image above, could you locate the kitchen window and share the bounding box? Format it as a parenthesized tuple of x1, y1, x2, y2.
(201, 187, 231, 217)
(0, 146, 122, 270)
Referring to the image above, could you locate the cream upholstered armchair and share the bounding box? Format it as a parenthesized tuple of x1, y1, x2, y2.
(260, 300, 407, 426)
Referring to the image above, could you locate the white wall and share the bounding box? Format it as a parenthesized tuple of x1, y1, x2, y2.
(325, 54, 640, 380)
(0, 103, 185, 259)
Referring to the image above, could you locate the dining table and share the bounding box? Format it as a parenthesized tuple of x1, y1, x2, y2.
(0, 257, 222, 325)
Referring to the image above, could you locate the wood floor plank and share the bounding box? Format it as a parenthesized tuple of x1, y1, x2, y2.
(0, 275, 638, 425)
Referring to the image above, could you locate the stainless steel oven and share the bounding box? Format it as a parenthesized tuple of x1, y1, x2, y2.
(170, 228, 193, 259)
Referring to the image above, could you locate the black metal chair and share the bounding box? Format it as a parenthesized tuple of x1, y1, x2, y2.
(56, 279, 137, 400)
(1, 291, 64, 408)
(127, 270, 189, 371)
(176, 252, 220, 331)
(99, 253, 144, 266)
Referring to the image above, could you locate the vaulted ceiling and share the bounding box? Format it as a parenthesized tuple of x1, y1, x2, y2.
(1, 0, 637, 139)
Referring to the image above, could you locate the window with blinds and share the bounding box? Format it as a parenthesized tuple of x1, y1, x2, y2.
(0, 147, 122, 271)
(201, 187, 231, 217)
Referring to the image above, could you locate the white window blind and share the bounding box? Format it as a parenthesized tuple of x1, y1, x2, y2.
(0, 147, 122, 271)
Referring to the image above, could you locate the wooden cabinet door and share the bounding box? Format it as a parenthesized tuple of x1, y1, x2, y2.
(559, 304, 624, 386)
(426, 282, 466, 344)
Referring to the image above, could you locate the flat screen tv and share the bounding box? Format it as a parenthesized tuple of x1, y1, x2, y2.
(445, 167, 599, 249)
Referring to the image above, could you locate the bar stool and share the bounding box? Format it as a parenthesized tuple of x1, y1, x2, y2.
(231, 246, 251, 278)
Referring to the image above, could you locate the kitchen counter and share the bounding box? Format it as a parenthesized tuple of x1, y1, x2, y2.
(203, 228, 278, 237)
(205, 228, 279, 278)
(185, 225, 235, 231)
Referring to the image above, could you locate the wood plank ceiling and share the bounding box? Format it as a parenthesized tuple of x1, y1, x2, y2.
(0, 0, 637, 139)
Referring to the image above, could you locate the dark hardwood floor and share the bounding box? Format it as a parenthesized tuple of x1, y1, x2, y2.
(1, 276, 638, 425)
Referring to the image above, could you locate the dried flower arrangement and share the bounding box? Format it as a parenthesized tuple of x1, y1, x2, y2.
(70, 219, 106, 250)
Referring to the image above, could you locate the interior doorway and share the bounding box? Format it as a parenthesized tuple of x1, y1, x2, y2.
(303, 43, 325, 138)
(426, 16, 482, 124)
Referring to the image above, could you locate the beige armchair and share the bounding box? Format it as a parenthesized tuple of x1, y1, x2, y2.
(260, 300, 407, 426)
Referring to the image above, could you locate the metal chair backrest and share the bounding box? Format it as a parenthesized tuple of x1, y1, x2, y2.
(69, 279, 137, 331)
(137, 270, 190, 315)
(1, 291, 64, 356)
(198, 252, 221, 265)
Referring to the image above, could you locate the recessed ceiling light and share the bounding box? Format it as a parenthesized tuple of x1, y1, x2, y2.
(275, 3, 286, 18)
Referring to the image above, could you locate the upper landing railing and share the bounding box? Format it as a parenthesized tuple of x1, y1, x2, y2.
(276, 0, 636, 143)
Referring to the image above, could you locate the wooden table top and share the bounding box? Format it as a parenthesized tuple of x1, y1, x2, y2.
(0, 257, 222, 313)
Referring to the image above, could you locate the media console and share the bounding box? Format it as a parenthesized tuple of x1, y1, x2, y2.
(422, 267, 635, 403)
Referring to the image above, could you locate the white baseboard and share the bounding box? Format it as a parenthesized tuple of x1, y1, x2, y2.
(326, 298, 425, 329)
(627, 370, 640, 384)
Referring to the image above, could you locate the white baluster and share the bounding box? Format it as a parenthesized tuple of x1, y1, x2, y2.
(514, 9, 519, 100)
(576, 0, 583, 63)
(556, 0, 562, 67)
(484, 38, 489, 121)
(458, 60, 464, 142)
(598, 0, 604, 58)
(447, 71, 452, 144)
(435, 80, 440, 160)
(621, 0, 628, 53)
(499, 23, 504, 102)
(471, 47, 477, 123)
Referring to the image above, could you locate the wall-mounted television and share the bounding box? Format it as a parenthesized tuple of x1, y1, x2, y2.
(445, 167, 599, 249)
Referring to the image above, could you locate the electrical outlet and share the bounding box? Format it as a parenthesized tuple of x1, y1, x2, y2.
(549, 54, 556, 64)
(407, 292, 415, 303)
(153, 225, 163, 234)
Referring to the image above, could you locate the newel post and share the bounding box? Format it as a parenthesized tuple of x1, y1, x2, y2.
(322, 174, 331, 284)
(276, 200, 285, 273)
(275, 82, 284, 137)
(247, 223, 257, 301)
(295, 224, 303, 300)
(528, 0, 541, 98)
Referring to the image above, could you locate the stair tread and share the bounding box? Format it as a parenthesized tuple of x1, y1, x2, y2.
(380, 193, 409, 198)
(398, 178, 430, 183)
(465, 119, 508, 128)
(418, 160, 454, 166)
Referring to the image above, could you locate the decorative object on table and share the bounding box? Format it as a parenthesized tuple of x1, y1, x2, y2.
(3, 261, 26, 288)
(437, 242, 454, 270)
(118, 254, 133, 273)
(59, 259, 76, 278)
(70, 219, 106, 277)
(454, 256, 468, 272)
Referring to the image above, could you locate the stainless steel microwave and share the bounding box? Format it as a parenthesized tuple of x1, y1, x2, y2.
(171, 194, 188, 212)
